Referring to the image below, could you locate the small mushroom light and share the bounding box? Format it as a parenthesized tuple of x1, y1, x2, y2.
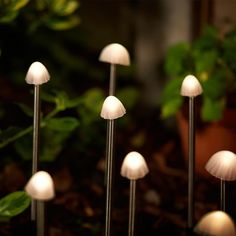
(25, 171, 55, 200)
(99, 43, 130, 95)
(100, 95, 126, 120)
(26, 61, 50, 220)
(194, 210, 236, 236)
(180, 74, 202, 229)
(25, 171, 55, 236)
(121, 151, 149, 236)
(205, 150, 236, 211)
(99, 43, 130, 236)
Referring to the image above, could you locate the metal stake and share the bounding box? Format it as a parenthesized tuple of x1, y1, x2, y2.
(37, 201, 45, 236)
(128, 180, 136, 236)
(105, 63, 116, 236)
(32, 85, 41, 221)
(220, 179, 226, 211)
(188, 97, 195, 229)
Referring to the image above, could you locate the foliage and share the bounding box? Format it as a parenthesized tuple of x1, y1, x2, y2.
(0, 0, 80, 30)
(0, 191, 30, 221)
(161, 26, 236, 122)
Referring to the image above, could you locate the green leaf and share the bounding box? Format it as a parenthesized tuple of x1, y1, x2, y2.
(160, 77, 183, 104)
(0, 11, 18, 23)
(0, 127, 22, 143)
(52, 0, 79, 16)
(194, 50, 218, 74)
(82, 88, 105, 114)
(11, 0, 29, 11)
(201, 97, 225, 122)
(46, 16, 80, 30)
(202, 70, 226, 99)
(0, 191, 30, 220)
(161, 96, 183, 119)
(164, 43, 190, 77)
(45, 117, 79, 131)
(15, 103, 34, 117)
(116, 87, 139, 109)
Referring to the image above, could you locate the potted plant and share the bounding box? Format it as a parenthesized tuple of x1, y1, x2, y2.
(160, 25, 236, 177)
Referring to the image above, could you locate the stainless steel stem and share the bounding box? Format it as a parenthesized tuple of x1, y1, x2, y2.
(37, 201, 45, 236)
(109, 64, 116, 95)
(220, 179, 226, 211)
(188, 97, 195, 229)
(128, 180, 136, 236)
(32, 85, 41, 221)
(105, 119, 115, 236)
(104, 63, 117, 236)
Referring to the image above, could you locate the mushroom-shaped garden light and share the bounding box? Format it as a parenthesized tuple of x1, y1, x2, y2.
(205, 150, 236, 211)
(194, 210, 236, 236)
(25, 171, 55, 236)
(121, 151, 149, 236)
(180, 75, 202, 229)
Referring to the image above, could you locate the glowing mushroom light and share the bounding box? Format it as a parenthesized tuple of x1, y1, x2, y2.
(25, 171, 55, 236)
(194, 210, 236, 236)
(121, 151, 149, 236)
(180, 74, 203, 229)
(205, 150, 236, 211)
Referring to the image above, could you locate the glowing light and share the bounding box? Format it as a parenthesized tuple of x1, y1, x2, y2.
(180, 75, 203, 97)
(25, 61, 50, 85)
(194, 211, 236, 236)
(100, 95, 126, 120)
(99, 43, 130, 66)
(25, 171, 55, 201)
(121, 151, 149, 180)
(205, 150, 236, 181)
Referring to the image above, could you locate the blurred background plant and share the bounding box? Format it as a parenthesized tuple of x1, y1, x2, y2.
(161, 25, 236, 122)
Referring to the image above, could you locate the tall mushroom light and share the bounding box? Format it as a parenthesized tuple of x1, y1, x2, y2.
(25, 61, 50, 220)
(99, 43, 130, 236)
(180, 75, 203, 229)
(205, 150, 236, 211)
(121, 151, 149, 236)
(25, 171, 55, 236)
(100, 95, 126, 236)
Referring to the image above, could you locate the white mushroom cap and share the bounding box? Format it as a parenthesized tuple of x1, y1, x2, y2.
(121, 151, 149, 180)
(205, 150, 236, 181)
(25, 171, 55, 201)
(180, 75, 203, 97)
(100, 95, 126, 120)
(25, 61, 50, 85)
(99, 43, 130, 66)
(194, 211, 236, 236)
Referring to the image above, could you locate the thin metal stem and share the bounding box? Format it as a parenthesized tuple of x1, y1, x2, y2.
(109, 64, 116, 95)
(105, 119, 115, 236)
(37, 201, 45, 236)
(188, 97, 195, 229)
(32, 85, 41, 221)
(128, 180, 136, 236)
(220, 179, 226, 211)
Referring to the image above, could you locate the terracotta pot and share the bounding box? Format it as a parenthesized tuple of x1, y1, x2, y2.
(176, 108, 236, 178)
